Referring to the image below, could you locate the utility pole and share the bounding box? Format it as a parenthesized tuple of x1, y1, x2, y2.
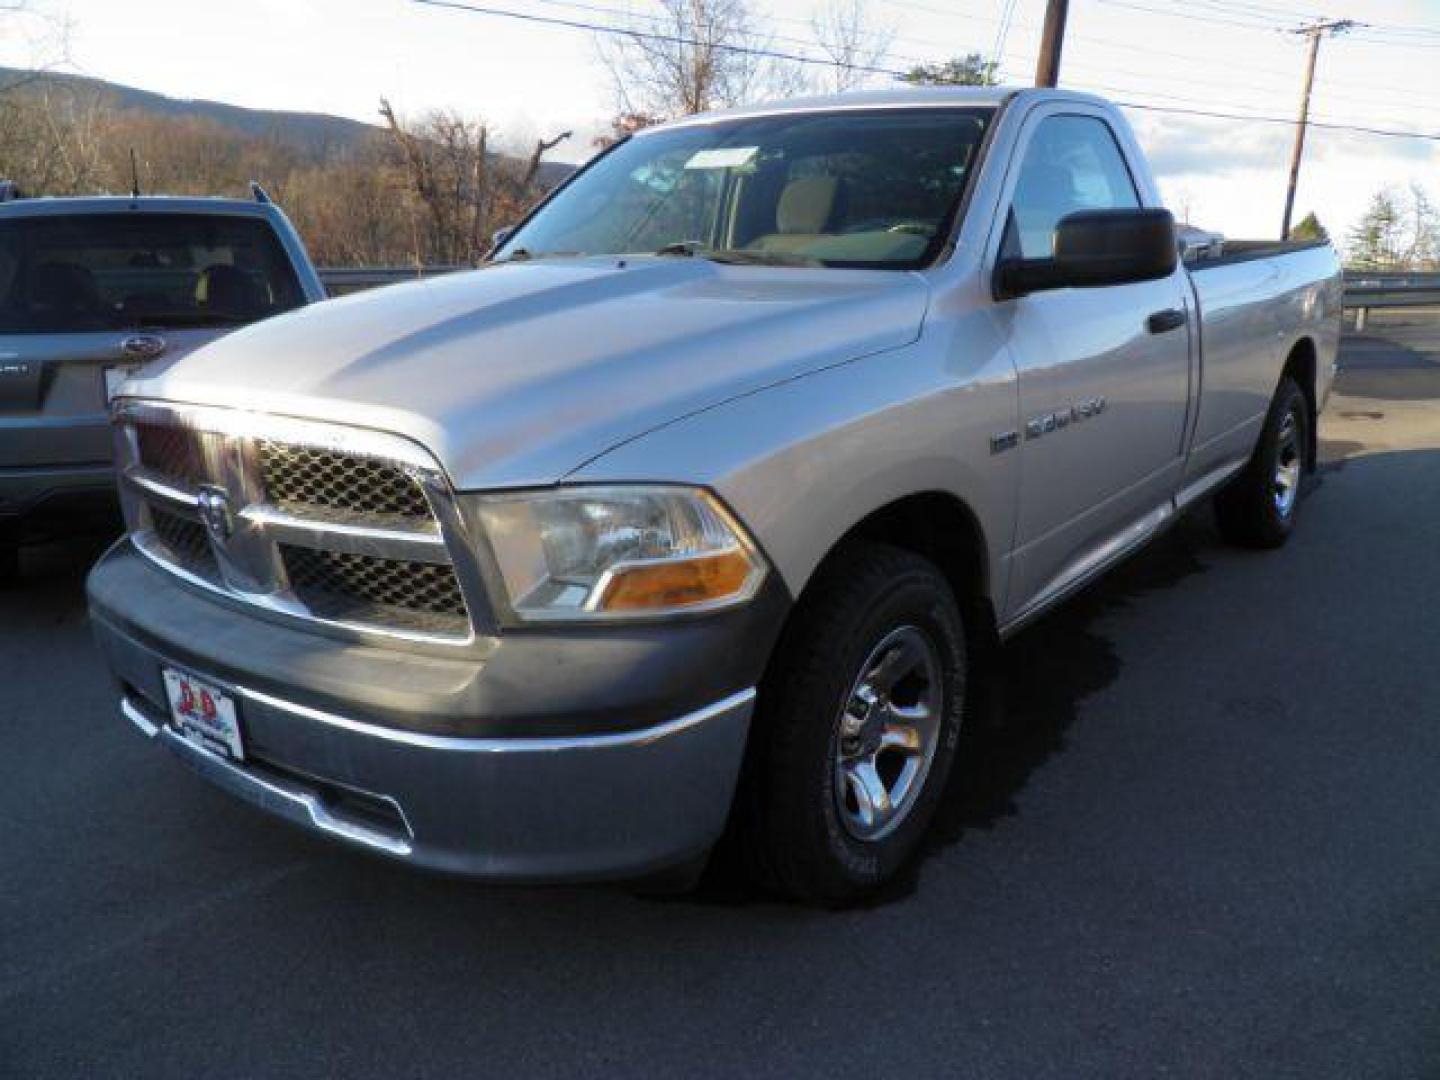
(1280, 18, 1355, 239)
(1034, 0, 1069, 88)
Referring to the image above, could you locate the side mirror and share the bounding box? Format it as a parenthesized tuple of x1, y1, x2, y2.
(995, 208, 1177, 299)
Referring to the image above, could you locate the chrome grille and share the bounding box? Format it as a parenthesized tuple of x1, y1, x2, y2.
(149, 506, 219, 579)
(258, 441, 431, 518)
(115, 403, 477, 644)
(280, 545, 468, 633)
(136, 423, 205, 487)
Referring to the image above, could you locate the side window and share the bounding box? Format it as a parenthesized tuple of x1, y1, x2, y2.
(1005, 115, 1141, 259)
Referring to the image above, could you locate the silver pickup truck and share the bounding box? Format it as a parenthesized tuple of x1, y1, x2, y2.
(0, 190, 323, 574)
(87, 88, 1341, 905)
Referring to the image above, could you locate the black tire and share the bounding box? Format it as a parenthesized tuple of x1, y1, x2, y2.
(736, 542, 968, 906)
(1214, 376, 1310, 550)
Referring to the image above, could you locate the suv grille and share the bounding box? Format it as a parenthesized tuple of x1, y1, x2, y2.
(117, 407, 474, 643)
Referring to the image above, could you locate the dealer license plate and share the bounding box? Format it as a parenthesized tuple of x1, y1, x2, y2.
(162, 668, 244, 761)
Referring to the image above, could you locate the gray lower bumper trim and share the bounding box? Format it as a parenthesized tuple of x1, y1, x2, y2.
(115, 682, 757, 880)
(124, 698, 415, 856)
(236, 682, 758, 752)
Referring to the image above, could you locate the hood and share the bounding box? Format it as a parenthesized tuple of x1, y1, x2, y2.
(127, 256, 930, 489)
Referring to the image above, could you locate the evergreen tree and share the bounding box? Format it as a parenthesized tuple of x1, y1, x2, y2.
(898, 53, 1000, 86)
(1346, 190, 1403, 270)
(1289, 212, 1327, 242)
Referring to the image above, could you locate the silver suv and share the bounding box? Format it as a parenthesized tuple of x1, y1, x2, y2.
(0, 189, 323, 574)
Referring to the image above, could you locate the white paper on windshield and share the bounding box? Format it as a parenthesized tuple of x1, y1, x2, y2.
(684, 147, 757, 170)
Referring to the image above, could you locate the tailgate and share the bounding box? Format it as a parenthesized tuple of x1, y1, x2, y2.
(0, 329, 219, 468)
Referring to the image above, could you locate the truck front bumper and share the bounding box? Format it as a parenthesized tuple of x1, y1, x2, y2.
(88, 543, 774, 882)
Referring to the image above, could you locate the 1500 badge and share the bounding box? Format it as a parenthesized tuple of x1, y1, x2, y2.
(991, 396, 1107, 454)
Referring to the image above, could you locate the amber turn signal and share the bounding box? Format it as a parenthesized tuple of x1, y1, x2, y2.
(596, 549, 756, 612)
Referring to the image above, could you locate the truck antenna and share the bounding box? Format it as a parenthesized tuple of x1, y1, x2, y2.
(249, 180, 272, 205)
(129, 148, 141, 198)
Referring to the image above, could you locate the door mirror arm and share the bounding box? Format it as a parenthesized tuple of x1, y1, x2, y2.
(486, 226, 516, 260)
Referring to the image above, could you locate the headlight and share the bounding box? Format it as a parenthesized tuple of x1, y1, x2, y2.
(473, 486, 767, 621)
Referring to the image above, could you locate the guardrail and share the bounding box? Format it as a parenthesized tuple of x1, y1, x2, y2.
(1342, 270, 1440, 330)
(318, 266, 464, 295)
(319, 265, 1440, 329)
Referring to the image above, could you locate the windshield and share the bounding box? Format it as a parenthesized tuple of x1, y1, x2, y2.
(0, 212, 305, 333)
(497, 107, 994, 270)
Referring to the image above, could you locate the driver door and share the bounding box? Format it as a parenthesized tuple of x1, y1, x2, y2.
(993, 110, 1193, 620)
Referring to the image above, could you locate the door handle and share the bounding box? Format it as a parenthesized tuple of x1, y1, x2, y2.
(1146, 308, 1187, 334)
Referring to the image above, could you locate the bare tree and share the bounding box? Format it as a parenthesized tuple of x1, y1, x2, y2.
(379, 98, 571, 266)
(600, 0, 803, 118)
(0, 1, 71, 99)
(593, 111, 665, 150)
(811, 0, 894, 94)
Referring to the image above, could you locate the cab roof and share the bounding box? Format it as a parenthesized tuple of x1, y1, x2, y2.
(648, 86, 1111, 132)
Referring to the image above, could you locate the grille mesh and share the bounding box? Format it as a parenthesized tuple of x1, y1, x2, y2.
(150, 508, 218, 579)
(124, 412, 471, 640)
(280, 544, 467, 620)
(135, 423, 205, 487)
(258, 442, 430, 518)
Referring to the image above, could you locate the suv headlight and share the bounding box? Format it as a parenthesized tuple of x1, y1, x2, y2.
(473, 486, 767, 621)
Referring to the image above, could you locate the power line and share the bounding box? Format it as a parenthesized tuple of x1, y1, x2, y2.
(519, 0, 946, 70)
(1194, 0, 1440, 38)
(409, 0, 1440, 142)
(1112, 98, 1438, 141)
(412, 0, 904, 74)
(1092, 0, 1440, 48)
(1093, 0, 1286, 30)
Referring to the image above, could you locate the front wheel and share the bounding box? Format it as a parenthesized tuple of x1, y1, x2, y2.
(736, 543, 968, 906)
(1214, 376, 1310, 549)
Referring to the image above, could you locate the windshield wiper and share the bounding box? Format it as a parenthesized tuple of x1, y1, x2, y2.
(492, 249, 586, 264)
(652, 243, 821, 267)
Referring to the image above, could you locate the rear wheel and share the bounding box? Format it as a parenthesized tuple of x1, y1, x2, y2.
(1214, 376, 1309, 549)
(737, 543, 968, 906)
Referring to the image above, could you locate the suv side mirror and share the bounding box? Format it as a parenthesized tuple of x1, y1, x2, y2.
(995, 208, 1177, 300)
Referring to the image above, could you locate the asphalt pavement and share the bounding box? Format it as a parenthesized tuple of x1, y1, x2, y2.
(3, 313, 1439, 1078)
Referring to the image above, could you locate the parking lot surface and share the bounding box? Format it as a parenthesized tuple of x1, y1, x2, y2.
(4, 314, 1439, 1079)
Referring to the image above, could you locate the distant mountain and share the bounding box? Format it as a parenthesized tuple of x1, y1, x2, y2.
(0, 66, 381, 158)
(0, 67, 577, 184)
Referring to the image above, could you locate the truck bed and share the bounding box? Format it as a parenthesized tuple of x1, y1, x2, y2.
(1184, 237, 1331, 269)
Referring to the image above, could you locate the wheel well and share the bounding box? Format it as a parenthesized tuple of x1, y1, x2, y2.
(1282, 337, 1318, 468)
(830, 492, 990, 610)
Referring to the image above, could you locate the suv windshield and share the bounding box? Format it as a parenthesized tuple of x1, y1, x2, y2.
(497, 107, 994, 270)
(0, 212, 304, 333)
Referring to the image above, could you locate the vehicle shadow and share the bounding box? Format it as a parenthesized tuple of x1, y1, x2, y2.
(681, 509, 1216, 908)
(0, 531, 117, 626)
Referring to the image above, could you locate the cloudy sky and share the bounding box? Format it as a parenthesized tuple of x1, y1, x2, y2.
(2, 0, 1437, 248)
